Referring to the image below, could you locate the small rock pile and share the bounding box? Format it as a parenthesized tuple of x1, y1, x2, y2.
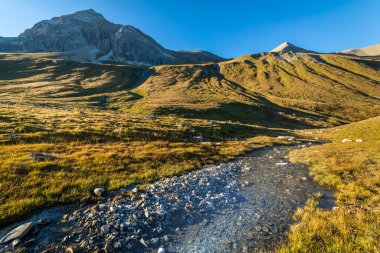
(58, 162, 244, 252)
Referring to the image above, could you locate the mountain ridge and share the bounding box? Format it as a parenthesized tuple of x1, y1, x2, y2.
(0, 9, 224, 65)
(338, 43, 380, 57)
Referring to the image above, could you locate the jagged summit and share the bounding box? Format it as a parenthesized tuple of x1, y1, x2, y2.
(0, 9, 224, 65)
(270, 42, 312, 53)
(69, 9, 107, 21)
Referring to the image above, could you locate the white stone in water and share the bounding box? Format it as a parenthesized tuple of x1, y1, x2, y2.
(94, 187, 105, 197)
(0, 222, 34, 244)
(140, 238, 148, 247)
(355, 139, 363, 143)
(110, 205, 117, 212)
(158, 247, 166, 253)
(341, 138, 353, 143)
(12, 239, 20, 247)
(275, 162, 288, 166)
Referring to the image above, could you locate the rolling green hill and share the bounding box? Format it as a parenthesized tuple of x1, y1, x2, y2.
(1, 52, 379, 130)
(0, 51, 379, 226)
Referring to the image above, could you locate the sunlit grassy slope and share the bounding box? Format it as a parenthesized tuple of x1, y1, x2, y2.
(279, 117, 380, 252)
(0, 52, 379, 227)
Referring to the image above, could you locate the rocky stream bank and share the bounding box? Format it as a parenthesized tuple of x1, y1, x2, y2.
(0, 145, 333, 253)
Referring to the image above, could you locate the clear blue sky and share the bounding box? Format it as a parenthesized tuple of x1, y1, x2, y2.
(0, 0, 379, 58)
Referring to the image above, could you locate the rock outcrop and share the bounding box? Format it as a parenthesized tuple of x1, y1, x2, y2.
(0, 9, 224, 65)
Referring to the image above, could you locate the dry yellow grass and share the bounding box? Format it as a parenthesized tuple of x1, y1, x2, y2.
(279, 117, 380, 252)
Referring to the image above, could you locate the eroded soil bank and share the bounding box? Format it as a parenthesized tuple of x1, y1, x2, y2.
(0, 145, 333, 253)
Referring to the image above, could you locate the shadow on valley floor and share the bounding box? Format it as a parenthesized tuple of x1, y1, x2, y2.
(154, 98, 335, 129)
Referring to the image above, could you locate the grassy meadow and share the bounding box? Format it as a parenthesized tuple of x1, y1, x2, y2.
(0, 53, 299, 225)
(0, 51, 379, 253)
(279, 117, 380, 252)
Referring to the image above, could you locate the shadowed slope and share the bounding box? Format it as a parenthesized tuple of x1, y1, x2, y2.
(0, 52, 379, 129)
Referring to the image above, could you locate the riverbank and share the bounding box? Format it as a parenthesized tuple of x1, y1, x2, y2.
(0, 145, 333, 253)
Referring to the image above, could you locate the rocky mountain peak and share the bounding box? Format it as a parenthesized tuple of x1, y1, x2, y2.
(270, 42, 312, 53)
(0, 9, 224, 65)
(69, 9, 107, 22)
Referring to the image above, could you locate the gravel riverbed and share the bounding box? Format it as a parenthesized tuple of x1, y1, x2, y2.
(0, 145, 333, 253)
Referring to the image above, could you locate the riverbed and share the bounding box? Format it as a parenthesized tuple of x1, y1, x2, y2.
(0, 145, 333, 253)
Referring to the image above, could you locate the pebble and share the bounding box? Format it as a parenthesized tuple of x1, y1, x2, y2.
(94, 187, 105, 197)
(46, 161, 244, 251)
(12, 146, 332, 253)
(101, 225, 109, 234)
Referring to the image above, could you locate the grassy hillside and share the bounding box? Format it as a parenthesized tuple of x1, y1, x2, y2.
(220, 53, 380, 123)
(0, 52, 379, 226)
(279, 117, 380, 252)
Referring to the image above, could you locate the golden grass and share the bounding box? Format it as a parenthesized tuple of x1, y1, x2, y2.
(0, 135, 293, 226)
(279, 117, 380, 252)
(0, 52, 379, 241)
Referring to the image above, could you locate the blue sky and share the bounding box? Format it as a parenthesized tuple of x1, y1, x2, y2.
(0, 0, 379, 58)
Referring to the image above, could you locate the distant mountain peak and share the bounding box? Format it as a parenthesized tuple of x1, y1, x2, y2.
(338, 43, 380, 57)
(270, 42, 312, 53)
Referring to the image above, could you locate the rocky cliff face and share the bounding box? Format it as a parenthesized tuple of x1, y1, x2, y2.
(0, 9, 224, 65)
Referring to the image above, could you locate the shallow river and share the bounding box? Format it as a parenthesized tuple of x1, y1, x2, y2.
(0, 145, 333, 253)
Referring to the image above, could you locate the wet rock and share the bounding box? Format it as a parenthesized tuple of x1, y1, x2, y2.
(0, 222, 34, 244)
(114, 241, 122, 249)
(79, 240, 88, 249)
(62, 236, 70, 243)
(94, 187, 105, 197)
(150, 237, 159, 247)
(12, 239, 20, 246)
(36, 218, 50, 226)
(140, 238, 148, 247)
(101, 225, 109, 234)
(158, 247, 166, 253)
